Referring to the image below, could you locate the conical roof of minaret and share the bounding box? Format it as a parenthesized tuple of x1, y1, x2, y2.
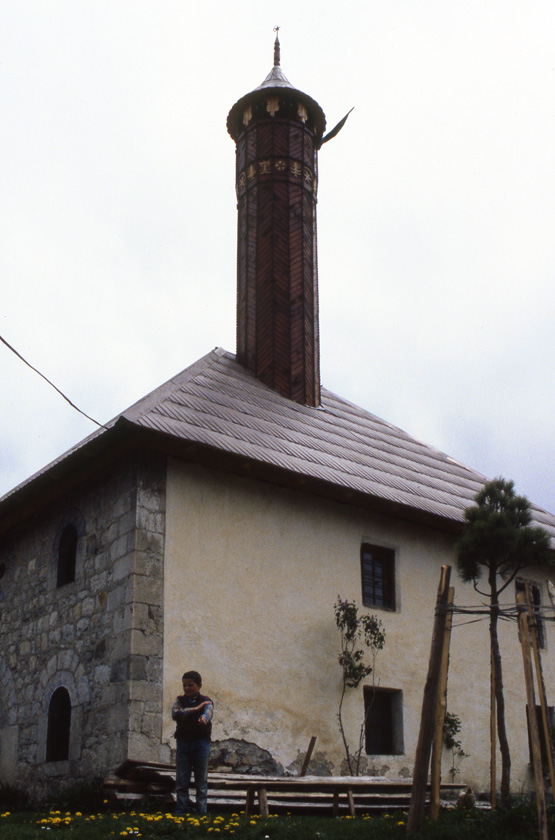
(227, 34, 326, 141)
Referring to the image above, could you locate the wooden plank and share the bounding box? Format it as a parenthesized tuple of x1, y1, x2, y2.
(258, 786, 269, 817)
(300, 736, 317, 777)
(525, 581, 555, 797)
(517, 591, 548, 840)
(407, 565, 451, 834)
(245, 787, 255, 817)
(491, 647, 497, 808)
(430, 584, 454, 820)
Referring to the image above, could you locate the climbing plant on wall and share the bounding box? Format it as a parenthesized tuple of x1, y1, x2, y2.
(334, 596, 386, 775)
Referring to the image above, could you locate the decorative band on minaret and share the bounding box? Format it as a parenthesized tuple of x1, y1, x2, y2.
(227, 37, 326, 407)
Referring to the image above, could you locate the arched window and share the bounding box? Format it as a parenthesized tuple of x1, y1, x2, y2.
(56, 524, 77, 587)
(46, 687, 71, 762)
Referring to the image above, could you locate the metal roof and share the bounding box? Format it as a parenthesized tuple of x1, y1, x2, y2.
(121, 347, 555, 542)
(2, 347, 554, 544)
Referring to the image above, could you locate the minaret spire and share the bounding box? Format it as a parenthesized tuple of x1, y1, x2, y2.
(273, 26, 280, 66)
(227, 47, 326, 407)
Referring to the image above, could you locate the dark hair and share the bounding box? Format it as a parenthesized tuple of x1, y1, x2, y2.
(182, 670, 202, 685)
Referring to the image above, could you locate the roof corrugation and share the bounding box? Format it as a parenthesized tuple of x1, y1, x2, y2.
(120, 348, 555, 542)
(2, 347, 554, 544)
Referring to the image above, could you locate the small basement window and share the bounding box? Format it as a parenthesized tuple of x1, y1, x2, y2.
(57, 524, 78, 588)
(364, 687, 404, 755)
(361, 544, 395, 610)
(46, 687, 72, 762)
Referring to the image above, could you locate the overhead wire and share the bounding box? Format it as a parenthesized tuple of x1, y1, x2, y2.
(0, 334, 108, 430)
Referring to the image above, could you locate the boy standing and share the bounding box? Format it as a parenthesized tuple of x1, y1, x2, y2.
(172, 670, 214, 815)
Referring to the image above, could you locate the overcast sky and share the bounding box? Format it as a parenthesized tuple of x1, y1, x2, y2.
(1, 1, 555, 515)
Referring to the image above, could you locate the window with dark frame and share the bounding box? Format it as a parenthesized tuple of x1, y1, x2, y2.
(361, 544, 395, 610)
(56, 524, 78, 588)
(515, 578, 545, 649)
(364, 686, 404, 755)
(46, 687, 72, 762)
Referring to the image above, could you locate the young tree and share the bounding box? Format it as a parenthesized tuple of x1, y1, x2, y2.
(334, 596, 385, 775)
(456, 477, 552, 806)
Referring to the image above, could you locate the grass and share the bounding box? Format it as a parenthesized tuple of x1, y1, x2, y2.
(0, 802, 552, 840)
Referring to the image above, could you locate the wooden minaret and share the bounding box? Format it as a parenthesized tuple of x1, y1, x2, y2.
(227, 34, 326, 407)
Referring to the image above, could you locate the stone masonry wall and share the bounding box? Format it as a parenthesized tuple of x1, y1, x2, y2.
(0, 449, 166, 798)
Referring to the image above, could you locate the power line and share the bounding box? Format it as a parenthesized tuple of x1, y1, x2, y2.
(0, 334, 108, 430)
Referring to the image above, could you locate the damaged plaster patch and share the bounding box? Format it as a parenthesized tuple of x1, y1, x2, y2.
(287, 750, 334, 777)
(209, 739, 283, 775)
(339, 757, 392, 776)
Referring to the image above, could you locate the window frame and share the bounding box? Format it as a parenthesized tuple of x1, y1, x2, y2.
(364, 686, 404, 756)
(56, 524, 78, 588)
(360, 543, 396, 610)
(46, 686, 72, 763)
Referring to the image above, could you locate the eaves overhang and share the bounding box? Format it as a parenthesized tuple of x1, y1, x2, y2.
(0, 416, 465, 542)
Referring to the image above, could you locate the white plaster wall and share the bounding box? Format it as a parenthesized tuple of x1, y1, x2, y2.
(162, 458, 555, 794)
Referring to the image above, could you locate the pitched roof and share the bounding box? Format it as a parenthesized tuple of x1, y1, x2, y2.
(120, 347, 555, 541)
(3, 347, 555, 544)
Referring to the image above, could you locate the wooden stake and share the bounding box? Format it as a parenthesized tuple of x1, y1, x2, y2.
(490, 647, 497, 808)
(429, 585, 454, 821)
(525, 582, 555, 797)
(407, 565, 451, 834)
(300, 736, 317, 777)
(516, 591, 548, 840)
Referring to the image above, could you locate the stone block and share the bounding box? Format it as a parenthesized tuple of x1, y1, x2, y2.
(113, 604, 134, 635)
(135, 531, 163, 555)
(129, 656, 147, 681)
(110, 658, 130, 683)
(134, 552, 162, 578)
(94, 664, 111, 684)
(130, 630, 162, 657)
(128, 681, 160, 704)
(127, 731, 159, 763)
(133, 575, 163, 606)
(112, 554, 135, 582)
(62, 623, 75, 642)
(81, 597, 95, 617)
(77, 618, 90, 635)
(101, 682, 128, 707)
(117, 510, 136, 539)
(140, 712, 161, 741)
(107, 585, 126, 613)
(110, 535, 131, 564)
(113, 492, 134, 521)
(109, 630, 133, 660)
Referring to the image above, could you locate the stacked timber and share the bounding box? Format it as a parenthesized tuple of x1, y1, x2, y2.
(103, 760, 465, 815)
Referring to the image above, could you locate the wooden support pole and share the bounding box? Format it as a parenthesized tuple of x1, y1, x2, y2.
(300, 736, 317, 776)
(429, 585, 454, 821)
(407, 565, 451, 834)
(258, 786, 269, 817)
(245, 787, 255, 816)
(490, 647, 497, 808)
(525, 582, 555, 797)
(516, 591, 548, 840)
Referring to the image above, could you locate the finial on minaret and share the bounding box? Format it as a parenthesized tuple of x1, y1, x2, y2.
(273, 26, 280, 66)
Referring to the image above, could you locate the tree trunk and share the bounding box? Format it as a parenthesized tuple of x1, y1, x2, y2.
(338, 682, 353, 774)
(490, 579, 511, 806)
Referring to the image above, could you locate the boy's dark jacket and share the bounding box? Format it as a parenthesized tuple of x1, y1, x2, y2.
(172, 693, 213, 741)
